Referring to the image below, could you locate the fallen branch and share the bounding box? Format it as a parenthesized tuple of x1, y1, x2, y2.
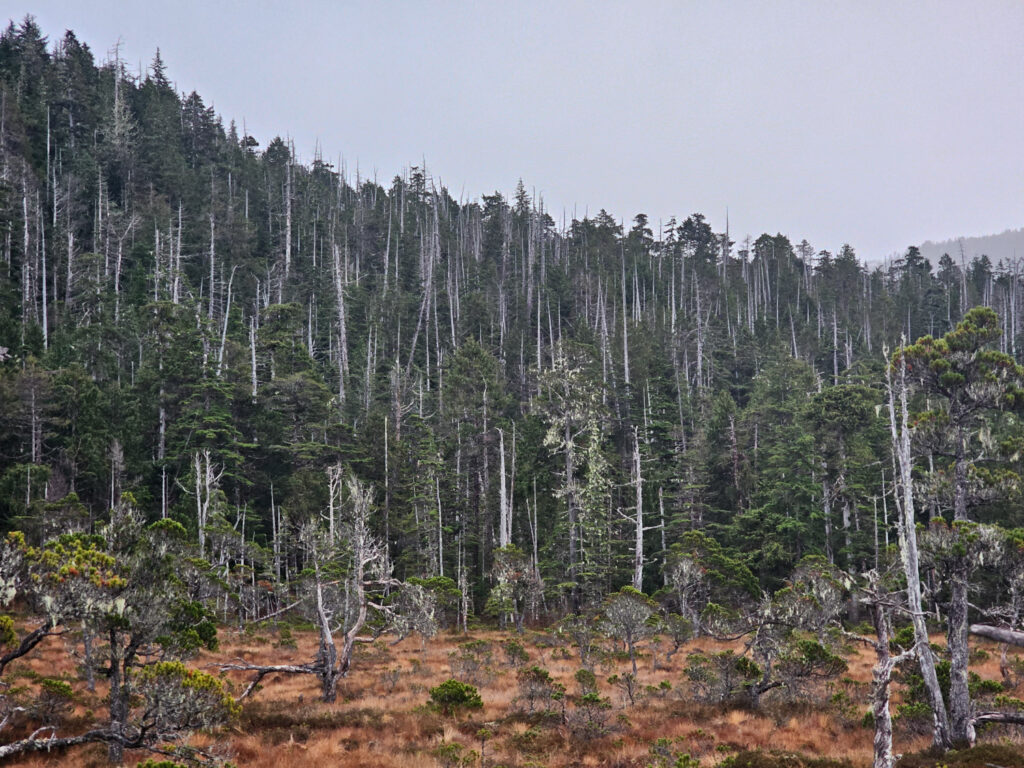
(215, 661, 319, 701)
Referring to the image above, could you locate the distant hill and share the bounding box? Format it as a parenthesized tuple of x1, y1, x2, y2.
(919, 228, 1024, 265)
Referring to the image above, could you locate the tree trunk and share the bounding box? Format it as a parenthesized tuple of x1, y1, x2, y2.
(947, 564, 972, 744)
(632, 427, 644, 591)
(886, 348, 952, 750)
(107, 629, 124, 765)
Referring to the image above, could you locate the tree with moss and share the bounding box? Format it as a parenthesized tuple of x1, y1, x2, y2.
(898, 308, 1024, 745)
(602, 586, 658, 674)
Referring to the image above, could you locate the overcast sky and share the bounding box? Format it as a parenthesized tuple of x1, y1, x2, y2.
(15, 1, 1024, 258)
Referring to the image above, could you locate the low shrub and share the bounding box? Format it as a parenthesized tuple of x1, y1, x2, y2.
(428, 679, 484, 717)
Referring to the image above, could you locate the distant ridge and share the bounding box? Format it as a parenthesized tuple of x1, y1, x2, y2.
(919, 228, 1024, 264)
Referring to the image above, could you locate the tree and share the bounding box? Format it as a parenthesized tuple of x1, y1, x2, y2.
(0, 661, 237, 763)
(898, 308, 1024, 744)
(535, 341, 607, 609)
(602, 587, 657, 674)
(902, 306, 1024, 524)
(0, 508, 229, 765)
(697, 556, 848, 709)
(221, 473, 436, 703)
(428, 679, 483, 717)
(886, 340, 953, 749)
(486, 544, 540, 632)
(805, 384, 877, 569)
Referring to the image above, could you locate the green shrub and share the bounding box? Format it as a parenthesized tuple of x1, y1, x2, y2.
(428, 679, 484, 717)
(501, 637, 530, 668)
(448, 640, 494, 686)
(725, 751, 854, 768)
(275, 626, 297, 649)
(0, 615, 15, 647)
(33, 677, 75, 724)
(431, 741, 478, 768)
(574, 667, 597, 695)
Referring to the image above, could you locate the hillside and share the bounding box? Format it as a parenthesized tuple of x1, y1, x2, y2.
(2, 16, 1024, 768)
(919, 228, 1024, 266)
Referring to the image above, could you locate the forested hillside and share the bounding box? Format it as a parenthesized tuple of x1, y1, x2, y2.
(3, 18, 1024, 767)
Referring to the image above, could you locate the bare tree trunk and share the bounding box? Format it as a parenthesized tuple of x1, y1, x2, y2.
(886, 344, 952, 750)
(867, 603, 914, 768)
(284, 159, 292, 279)
(216, 266, 236, 376)
(632, 426, 644, 591)
(498, 427, 510, 548)
(333, 243, 349, 404)
(249, 314, 258, 401)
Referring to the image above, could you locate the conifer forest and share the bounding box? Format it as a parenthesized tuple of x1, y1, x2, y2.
(2, 17, 1024, 768)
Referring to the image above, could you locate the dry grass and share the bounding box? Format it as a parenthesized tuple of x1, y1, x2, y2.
(2, 624, 1020, 768)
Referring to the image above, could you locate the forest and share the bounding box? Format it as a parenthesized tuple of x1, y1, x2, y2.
(1, 16, 1024, 768)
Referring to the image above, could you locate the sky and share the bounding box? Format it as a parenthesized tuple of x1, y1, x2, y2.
(14, 1, 1024, 259)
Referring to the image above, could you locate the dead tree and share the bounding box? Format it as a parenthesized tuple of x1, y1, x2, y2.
(885, 342, 952, 749)
(221, 474, 435, 703)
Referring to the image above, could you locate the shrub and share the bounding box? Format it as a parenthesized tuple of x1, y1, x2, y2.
(431, 741, 478, 768)
(274, 626, 297, 649)
(501, 637, 530, 668)
(684, 650, 761, 704)
(0, 615, 15, 647)
(448, 640, 495, 686)
(515, 666, 565, 714)
(725, 751, 855, 768)
(575, 667, 597, 696)
(33, 677, 74, 724)
(380, 667, 401, 692)
(566, 692, 612, 739)
(646, 739, 701, 768)
(607, 672, 643, 706)
(428, 679, 484, 717)
(894, 701, 933, 736)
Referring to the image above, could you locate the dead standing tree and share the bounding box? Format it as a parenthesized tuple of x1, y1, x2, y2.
(885, 341, 953, 750)
(221, 473, 436, 703)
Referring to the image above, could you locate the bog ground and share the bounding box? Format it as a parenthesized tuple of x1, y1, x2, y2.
(3, 622, 1023, 768)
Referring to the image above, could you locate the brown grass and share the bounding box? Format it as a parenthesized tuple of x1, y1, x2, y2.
(2, 624, 1021, 768)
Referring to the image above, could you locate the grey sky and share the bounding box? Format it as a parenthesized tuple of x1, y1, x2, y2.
(17, 1, 1024, 259)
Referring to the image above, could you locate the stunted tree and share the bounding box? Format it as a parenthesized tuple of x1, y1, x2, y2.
(0, 661, 237, 763)
(696, 556, 849, 709)
(662, 530, 759, 635)
(602, 587, 657, 674)
(487, 544, 541, 633)
(0, 506, 229, 765)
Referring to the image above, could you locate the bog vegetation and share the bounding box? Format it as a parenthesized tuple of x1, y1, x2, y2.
(1, 15, 1024, 768)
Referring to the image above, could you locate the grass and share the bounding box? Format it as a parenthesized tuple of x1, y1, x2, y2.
(1, 623, 1022, 768)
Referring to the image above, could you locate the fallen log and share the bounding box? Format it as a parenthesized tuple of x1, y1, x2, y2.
(969, 624, 1024, 647)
